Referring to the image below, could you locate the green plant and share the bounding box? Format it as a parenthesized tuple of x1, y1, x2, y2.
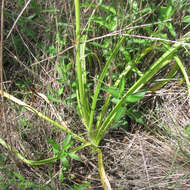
(0, 152, 52, 190)
(47, 134, 81, 182)
(72, 181, 91, 190)
(1, 1, 190, 190)
(74, 1, 190, 189)
(47, 57, 76, 105)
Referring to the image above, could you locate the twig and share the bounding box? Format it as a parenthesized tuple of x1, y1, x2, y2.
(6, 0, 32, 39)
(0, 0, 4, 94)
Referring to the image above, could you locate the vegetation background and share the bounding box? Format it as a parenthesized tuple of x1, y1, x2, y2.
(0, 0, 190, 189)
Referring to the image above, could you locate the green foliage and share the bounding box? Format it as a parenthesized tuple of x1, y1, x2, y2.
(104, 87, 146, 103)
(72, 182, 91, 190)
(47, 57, 76, 104)
(47, 134, 81, 183)
(185, 124, 190, 141)
(75, 1, 190, 147)
(47, 134, 81, 170)
(102, 86, 146, 129)
(0, 153, 51, 189)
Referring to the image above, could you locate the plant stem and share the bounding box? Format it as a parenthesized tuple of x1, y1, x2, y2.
(75, 0, 89, 127)
(89, 37, 125, 141)
(0, 89, 88, 144)
(0, 138, 91, 165)
(74, 1, 112, 189)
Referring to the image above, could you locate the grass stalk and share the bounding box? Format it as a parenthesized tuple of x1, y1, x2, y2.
(89, 37, 125, 140)
(0, 90, 88, 144)
(75, 0, 89, 127)
(0, 1, 190, 189)
(0, 137, 91, 165)
(174, 56, 190, 105)
(74, 1, 112, 189)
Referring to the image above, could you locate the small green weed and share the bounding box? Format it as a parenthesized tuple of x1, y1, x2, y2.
(72, 181, 91, 190)
(47, 134, 81, 183)
(0, 153, 51, 190)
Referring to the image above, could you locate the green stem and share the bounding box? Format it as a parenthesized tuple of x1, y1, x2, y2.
(0, 138, 91, 165)
(0, 90, 88, 144)
(97, 150, 112, 190)
(75, 0, 89, 126)
(0, 137, 58, 165)
(74, 1, 112, 189)
(149, 61, 179, 91)
(174, 56, 190, 105)
(89, 37, 125, 140)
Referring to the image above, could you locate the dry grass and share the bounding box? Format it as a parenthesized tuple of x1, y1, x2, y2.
(101, 130, 190, 190)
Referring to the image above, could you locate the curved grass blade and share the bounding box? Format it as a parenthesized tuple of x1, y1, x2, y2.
(96, 42, 161, 131)
(149, 60, 179, 91)
(174, 56, 190, 105)
(0, 137, 91, 165)
(95, 36, 190, 144)
(89, 37, 125, 140)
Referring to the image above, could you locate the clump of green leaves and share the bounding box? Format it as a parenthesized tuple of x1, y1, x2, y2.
(47, 134, 81, 182)
(72, 182, 91, 190)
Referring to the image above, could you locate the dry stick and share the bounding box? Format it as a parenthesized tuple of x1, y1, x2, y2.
(30, 19, 187, 67)
(0, 0, 4, 125)
(138, 134, 151, 188)
(0, 0, 4, 95)
(0, 0, 11, 162)
(4, 47, 40, 80)
(6, 0, 32, 39)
